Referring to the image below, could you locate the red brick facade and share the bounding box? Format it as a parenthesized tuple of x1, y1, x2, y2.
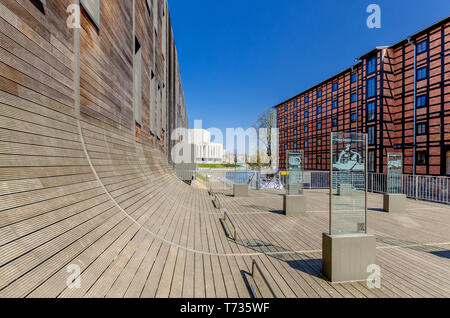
(275, 17, 450, 176)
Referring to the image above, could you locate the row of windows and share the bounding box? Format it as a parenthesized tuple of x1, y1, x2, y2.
(369, 150, 429, 171)
(283, 86, 373, 114)
(281, 46, 429, 116)
(283, 91, 428, 126)
(283, 76, 365, 111)
(283, 103, 376, 126)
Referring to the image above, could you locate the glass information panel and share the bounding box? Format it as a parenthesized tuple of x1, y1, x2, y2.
(387, 153, 403, 194)
(287, 151, 304, 195)
(330, 132, 367, 235)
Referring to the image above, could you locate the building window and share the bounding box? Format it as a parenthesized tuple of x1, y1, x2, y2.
(30, 0, 46, 14)
(317, 156, 322, 164)
(351, 93, 357, 103)
(367, 56, 376, 75)
(294, 129, 297, 136)
(81, 0, 100, 28)
(332, 100, 338, 109)
(351, 113, 357, 122)
(317, 123, 322, 130)
(285, 144, 288, 150)
(416, 151, 427, 165)
(304, 141, 309, 148)
(304, 126, 309, 133)
(293, 101, 298, 108)
(368, 150, 376, 172)
(317, 106, 322, 115)
(304, 96, 309, 103)
(367, 77, 376, 98)
(317, 139, 322, 146)
(293, 143, 297, 149)
(417, 67, 428, 81)
(417, 95, 428, 108)
(284, 131, 288, 137)
(351, 73, 358, 83)
(294, 115, 298, 121)
(285, 119, 288, 125)
(317, 90, 322, 98)
(332, 118, 337, 127)
(417, 40, 428, 54)
(305, 111, 309, 119)
(332, 82, 338, 91)
(285, 105, 288, 111)
(367, 101, 376, 122)
(417, 123, 427, 135)
(368, 126, 375, 145)
(134, 36, 142, 126)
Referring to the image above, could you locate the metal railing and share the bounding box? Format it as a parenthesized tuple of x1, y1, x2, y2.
(251, 259, 279, 298)
(368, 173, 449, 204)
(222, 209, 238, 240)
(179, 169, 450, 205)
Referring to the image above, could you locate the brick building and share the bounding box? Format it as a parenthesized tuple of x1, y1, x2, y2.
(275, 16, 450, 176)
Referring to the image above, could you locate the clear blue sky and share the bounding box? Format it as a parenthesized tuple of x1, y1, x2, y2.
(169, 0, 449, 137)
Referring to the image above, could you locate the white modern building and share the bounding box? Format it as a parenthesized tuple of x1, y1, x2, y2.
(188, 129, 224, 164)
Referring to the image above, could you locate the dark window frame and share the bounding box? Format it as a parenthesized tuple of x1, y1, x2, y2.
(368, 126, 376, 145)
(417, 39, 428, 54)
(367, 101, 376, 122)
(332, 82, 338, 92)
(416, 151, 428, 165)
(417, 67, 428, 81)
(366, 77, 376, 98)
(416, 123, 428, 136)
(367, 56, 377, 75)
(332, 100, 338, 109)
(417, 95, 428, 108)
(368, 150, 376, 172)
(317, 106, 322, 115)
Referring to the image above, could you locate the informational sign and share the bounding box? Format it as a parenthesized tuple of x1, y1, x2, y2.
(387, 153, 403, 194)
(330, 132, 367, 235)
(287, 151, 304, 195)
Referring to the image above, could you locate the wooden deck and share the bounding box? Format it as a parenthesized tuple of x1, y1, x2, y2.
(1, 168, 449, 298)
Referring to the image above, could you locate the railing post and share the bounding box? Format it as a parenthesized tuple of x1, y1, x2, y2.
(415, 175, 419, 200)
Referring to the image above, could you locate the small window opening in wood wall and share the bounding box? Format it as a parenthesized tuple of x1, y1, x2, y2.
(30, 0, 45, 14)
(134, 36, 142, 126)
(80, 0, 100, 29)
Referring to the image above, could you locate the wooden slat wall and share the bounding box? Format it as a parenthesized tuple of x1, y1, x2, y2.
(0, 0, 193, 298)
